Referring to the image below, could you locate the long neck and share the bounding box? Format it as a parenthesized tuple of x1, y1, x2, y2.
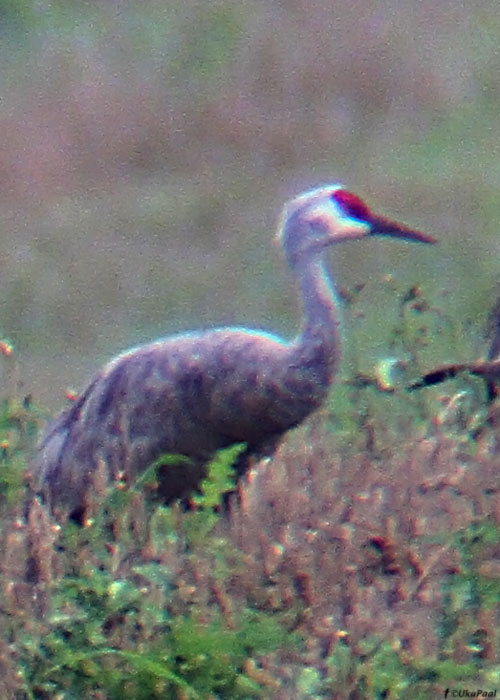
(289, 253, 342, 385)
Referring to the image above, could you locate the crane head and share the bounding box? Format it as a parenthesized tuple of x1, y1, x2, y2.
(277, 185, 436, 267)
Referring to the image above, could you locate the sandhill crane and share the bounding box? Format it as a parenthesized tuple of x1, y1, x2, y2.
(32, 185, 435, 521)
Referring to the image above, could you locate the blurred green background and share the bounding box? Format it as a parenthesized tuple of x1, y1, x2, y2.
(1, 0, 499, 411)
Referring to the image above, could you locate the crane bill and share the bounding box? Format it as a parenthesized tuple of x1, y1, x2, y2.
(369, 215, 437, 244)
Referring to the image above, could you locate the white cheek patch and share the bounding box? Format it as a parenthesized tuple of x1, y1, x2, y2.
(303, 202, 339, 230)
(304, 200, 370, 238)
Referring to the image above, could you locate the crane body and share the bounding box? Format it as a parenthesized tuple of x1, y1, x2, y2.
(32, 185, 435, 520)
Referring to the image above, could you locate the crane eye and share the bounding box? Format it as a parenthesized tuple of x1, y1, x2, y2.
(331, 189, 371, 222)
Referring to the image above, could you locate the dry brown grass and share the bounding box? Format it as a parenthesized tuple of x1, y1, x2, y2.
(1, 392, 500, 697)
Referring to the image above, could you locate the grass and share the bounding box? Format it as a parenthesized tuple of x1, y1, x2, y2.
(3, 443, 295, 700)
(1, 283, 500, 698)
(1, 2, 500, 696)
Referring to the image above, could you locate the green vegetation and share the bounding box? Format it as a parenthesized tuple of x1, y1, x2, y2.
(1, 283, 500, 697)
(3, 443, 296, 699)
(18, 576, 289, 699)
(2, 1, 500, 697)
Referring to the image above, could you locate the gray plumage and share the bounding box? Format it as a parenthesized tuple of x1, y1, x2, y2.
(32, 185, 435, 520)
